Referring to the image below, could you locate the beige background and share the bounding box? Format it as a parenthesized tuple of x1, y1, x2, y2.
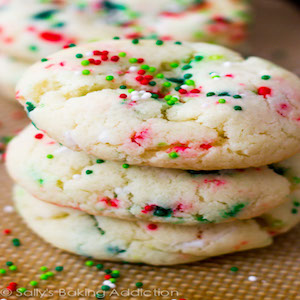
(0, 0, 299, 299)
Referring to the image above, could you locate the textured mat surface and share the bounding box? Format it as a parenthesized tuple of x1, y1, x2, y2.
(0, 0, 299, 299)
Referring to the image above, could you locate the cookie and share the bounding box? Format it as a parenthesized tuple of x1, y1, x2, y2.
(6, 125, 293, 225)
(16, 40, 300, 170)
(0, 0, 250, 99)
(13, 185, 273, 266)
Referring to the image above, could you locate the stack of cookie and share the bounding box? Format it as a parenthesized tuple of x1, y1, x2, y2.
(0, 0, 250, 100)
(6, 40, 300, 265)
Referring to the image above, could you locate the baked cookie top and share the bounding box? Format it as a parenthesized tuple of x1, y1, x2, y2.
(16, 40, 300, 169)
(0, 0, 250, 62)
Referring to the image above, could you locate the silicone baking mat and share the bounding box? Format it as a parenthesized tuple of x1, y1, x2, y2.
(0, 0, 299, 299)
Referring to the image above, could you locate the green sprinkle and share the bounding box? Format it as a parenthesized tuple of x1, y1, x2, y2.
(76, 53, 83, 58)
(183, 73, 192, 79)
(141, 64, 149, 70)
(40, 266, 48, 272)
(41, 58, 48, 62)
(85, 260, 94, 267)
(293, 201, 300, 207)
(96, 264, 104, 270)
(233, 95, 242, 99)
(218, 99, 226, 104)
(195, 55, 204, 61)
(26, 102, 36, 113)
(12, 238, 21, 247)
(101, 285, 110, 291)
(96, 293, 105, 299)
(46, 272, 54, 277)
(148, 67, 156, 72)
(128, 89, 135, 93)
(30, 281, 38, 287)
(29, 45, 38, 52)
(174, 41, 182, 45)
(156, 40, 163, 45)
(81, 60, 90, 66)
(55, 266, 64, 272)
(156, 73, 164, 79)
(170, 62, 179, 68)
(168, 152, 179, 159)
(9, 265, 17, 271)
(261, 75, 271, 80)
(86, 170, 93, 175)
(96, 159, 105, 164)
(230, 266, 239, 272)
(106, 75, 114, 81)
(153, 206, 172, 217)
(18, 287, 27, 293)
(136, 282, 143, 288)
(0, 269, 6, 275)
(185, 80, 195, 86)
(111, 270, 120, 275)
(119, 52, 126, 57)
(113, 36, 120, 40)
(109, 278, 117, 283)
(129, 58, 138, 63)
(163, 82, 172, 87)
(120, 85, 127, 89)
(82, 70, 90, 75)
(209, 55, 223, 60)
(132, 39, 139, 44)
(104, 269, 112, 274)
(40, 274, 48, 280)
(151, 93, 159, 99)
(68, 43, 76, 48)
(291, 208, 298, 214)
(148, 81, 156, 86)
(46, 154, 54, 159)
(182, 65, 192, 70)
(6, 261, 13, 266)
(206, 92, 215, 97)
(122, 164, 130, 169)
(233, 105, 243, 111)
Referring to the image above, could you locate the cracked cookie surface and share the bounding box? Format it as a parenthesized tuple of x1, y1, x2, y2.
(16, 40, 300, 169)
(7, 125, 297, 225)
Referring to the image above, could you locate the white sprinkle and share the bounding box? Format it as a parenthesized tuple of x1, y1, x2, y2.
(180, 239, 204, 248)
(103, 280, 116, 288)
(54, 146, 69, 154)
(131, 91, 139, 95)
(3, 206, 14, 213)
(72, 174, 81, 180)
(181, 85, 189, 89)
(131, 95, 140, 101)
(248, 276, 257, 282)
(223, 61, 232, 67)
(129, 66, 138, 72)
(85, 51, 93, 56)
(141, 92, 151, 99)
(75, 71, 81, 75)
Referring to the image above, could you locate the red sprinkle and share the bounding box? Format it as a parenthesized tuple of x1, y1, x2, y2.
(119, 94, 127, 99)
(190, 89, 200, 93)
(137, 58, 144, 63)
(3, 229, 11, 234)
(111, 56, 119, 62)
(94, 60, 101, 65)
(179, 89, 187, 94)
(35, 133, 44, 139)
(101, 55, 108, 61)
(39, 31, 63, 42)
(138, 70, 146, 75)
(258, 86, 272, 98)
(93, 50, 101, 55)
(147, 224, 158, 230)
(104, 275, 112, 279)
(200, 143, 212, 150)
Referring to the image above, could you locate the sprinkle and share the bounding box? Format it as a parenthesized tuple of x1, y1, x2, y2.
(85, 260, 94, 267)
(291, 208, 298, 214)
(163, 82, 172, 87)
(30, 281, 38, 287)
(6, 261, 13, 266)
(156, 40, 163, 45)
(55, 266, 64, 272)
(206, 92, 215, 97)
(96, 293, 105, 299)
(218, 99, 226, 103)
(147, 224, 158, 230)
(3, 229, 11, 235)
(119, 94, 127, 99)
(35, 133, 44, 139)
(41, 58, 48, 62)
(169, 152, 179, 159)
(132, 39, 139, 44)
(261, 75, 271, 80)
(111, 56, 119, 62)
(96, 159, 105, 164)
(75, 53, 83, 58)
(122, 164, 130, 169)
(81, 60, 90, 66)
(46, 271, 54, 277)
(175, 41, 182, 45)
(82, 70, 90, 75)
(230, 266, 239, 272)
(195, 55, 204, 61)
(257, 86, 271, 98)
(96, 264, 104, 270)
(40, 274, 48, 280)
(129, 58, 138, 64)
(120, 85, 127, 89)
(12, 238, 21, 247)
(233, 106, 242, 111)
(46, 154, 54, 159)
(170, 62, 179, 68)
(119, 52, 126, 57)
(106, 75, 114, 81)
(40, 266, 48, 272)
(101, 285, 110, 291)
(9, 265, 17, 271)
(113, 36, 120, 40)
(182, 65, 192, 70)
(233, 95, 242, 99)
(156, 73, 164, 78)
(248, 276, 257, 282)
(18, 287, 27, 293)
(136, 282, 143, 288)
(0, 269, 6, 275)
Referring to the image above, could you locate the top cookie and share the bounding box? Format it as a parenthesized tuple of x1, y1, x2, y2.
(0, 0, 250, 62)
(16, 40, 300, 170)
